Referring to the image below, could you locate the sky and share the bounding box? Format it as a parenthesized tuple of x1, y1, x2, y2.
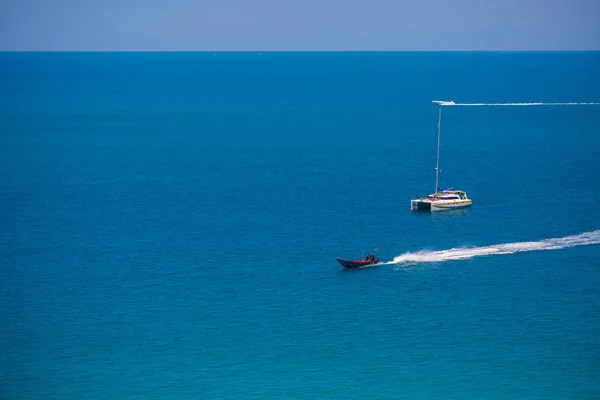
(1, 0, 599, 51)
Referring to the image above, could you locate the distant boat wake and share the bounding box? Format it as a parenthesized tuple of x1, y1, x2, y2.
(386, 230, 600, 265)
(447, 102, 600, 107)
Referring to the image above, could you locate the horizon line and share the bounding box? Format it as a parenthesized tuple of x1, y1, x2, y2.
(1, 49, 599, 53)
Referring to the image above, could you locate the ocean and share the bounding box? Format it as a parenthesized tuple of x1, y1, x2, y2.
(1, 52, 600, 399)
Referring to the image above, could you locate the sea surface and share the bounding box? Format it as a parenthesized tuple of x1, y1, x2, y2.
(1, 52, 600, 399)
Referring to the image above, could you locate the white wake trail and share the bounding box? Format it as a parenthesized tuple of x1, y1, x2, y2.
(388, 230, 600, 265)
(448, 102, 600, 107)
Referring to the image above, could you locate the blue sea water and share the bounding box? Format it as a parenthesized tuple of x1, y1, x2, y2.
(1, 52, 600, 399)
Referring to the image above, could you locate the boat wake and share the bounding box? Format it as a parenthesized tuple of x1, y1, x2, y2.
(386, 230, 600, 265)
(448, 102, 600, 107)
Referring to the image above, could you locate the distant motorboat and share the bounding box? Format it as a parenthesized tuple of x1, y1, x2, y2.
(336, 256, 380, 268)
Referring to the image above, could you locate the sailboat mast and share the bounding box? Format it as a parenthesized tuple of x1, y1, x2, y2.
(435, 105, 442, 195)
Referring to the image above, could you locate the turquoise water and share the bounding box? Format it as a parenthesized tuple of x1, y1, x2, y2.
(1, 52, 600, 399)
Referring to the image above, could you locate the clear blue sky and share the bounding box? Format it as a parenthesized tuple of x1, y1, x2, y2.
(1, 0, 599, 51)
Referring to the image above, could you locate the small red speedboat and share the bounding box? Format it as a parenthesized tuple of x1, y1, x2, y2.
(336, 256, 380, 268)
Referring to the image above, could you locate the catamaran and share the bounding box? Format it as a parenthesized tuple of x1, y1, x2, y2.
(411, 101, 473, 211)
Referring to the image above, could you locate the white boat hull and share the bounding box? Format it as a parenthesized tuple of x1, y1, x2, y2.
(411, 196, 472, 211)
(431, 199, 472, 211)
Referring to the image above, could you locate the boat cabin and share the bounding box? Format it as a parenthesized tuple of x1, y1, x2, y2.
(427, 190, 468, 201)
